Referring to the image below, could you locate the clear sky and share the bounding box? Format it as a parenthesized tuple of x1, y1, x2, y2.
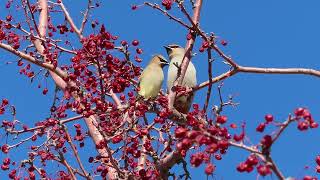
(0, 0, 320, 179)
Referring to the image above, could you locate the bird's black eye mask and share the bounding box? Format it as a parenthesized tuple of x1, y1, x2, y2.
(168, 45, 180, 49)
(160, 58, 167, 63)
(159, 57, 169, 66)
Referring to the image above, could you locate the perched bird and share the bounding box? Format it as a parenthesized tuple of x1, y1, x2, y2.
(165, 44, 197, 113)
(138, 55, 169, 99)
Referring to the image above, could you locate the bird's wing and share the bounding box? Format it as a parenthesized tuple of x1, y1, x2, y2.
(139, 66, 164, 98)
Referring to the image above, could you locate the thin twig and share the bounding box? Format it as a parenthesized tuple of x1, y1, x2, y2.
(203, 47, 213, 112)
(58, 152, 77, 180)
(7, 115, 83, 134)
(79, 0, 92, 34)
(144, 2, 192, 30)
(194, 65, 320, 92)
(63, 126, 92, 179)
(59, 0, 83, 39)
(272, 115, 293, 144)
(26, 0, 41, 37)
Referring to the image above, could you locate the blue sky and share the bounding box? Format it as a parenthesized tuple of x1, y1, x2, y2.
(0, 0, 320, 179)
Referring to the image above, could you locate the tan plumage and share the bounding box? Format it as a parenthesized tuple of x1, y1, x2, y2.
(165, 44, 197, 113)
(138, 55, 168, 99)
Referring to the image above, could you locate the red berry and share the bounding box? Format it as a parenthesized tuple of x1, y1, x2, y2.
(121, 40, 127, 46)
(220, 40, 228, 46)
(131, 5, 137, 10)
(132, 40, 139, 46)
(97, 165, 104, 172)
(257, 165, 271, 176)
(120, 94, 126, 101)
(136, 48, 143, 54)
(162, 0, 172, 10)
(17, 60, 23, 66)
(217, 140, 228, 149)
(8, 169, 16, 178)
(230, 123, 237, 129)
(264, 114, 273, 123)
(2, 99, 9, 106)
(245, 165, 254, 173)
(236, 162, 247, 172)
(106, 54, 113, 61)
(298, 121, 309, 131)
(154, 117, 164, 124)
(303, 109, 312, 119)
(303, 176, 316, 180)
(311, 122, 319, 128)
(256, 123, 266, 132)
(233, 133, 244, 142)
(88, 157, 94, 163)
(6, 15, 12, 22)
(205, 163, 215, 175)
(294, 107, 305, 116)
(111, 135, 123, 144)
(261, 135, 272, 148)
(192, 104, 199, 110)
(128, 91, 134, 97)
(175, 127, 187, 138)
(214, 154, 222, 160)
(316, 155, 320, 166)
(2, 144, 9, 153)
(1, 164, 9, 170)
(246, 155, 258, 166)
(3, 157, 10, 165)
(216, 115, 227, 124)
(202, 41, 209, 48)
(135, 56, 142, 63)
(42, 88, 48, 95)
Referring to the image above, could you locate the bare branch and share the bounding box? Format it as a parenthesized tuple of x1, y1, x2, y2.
(64, 126, 92, 179)
(0, 42, 68, 79)
(144, 2, 192, 30)
(59, 152, 77, 180)
(168, 0, 203, 111)
(79, 0, 92, 34)
(59, 0, 83, 39)
(194, 65, 320, 92)
(7, 115, 83, 135)
(203, 47, 213, 112)
(157, 151, 183, 179)
(238, 65, 320, 77)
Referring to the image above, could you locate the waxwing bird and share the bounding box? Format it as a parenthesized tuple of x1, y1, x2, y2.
(138, 55, 169, 99)
(165, 44, 197, 113)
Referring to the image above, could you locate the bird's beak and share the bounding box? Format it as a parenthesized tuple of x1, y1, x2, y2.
(163, 45, 171, 53)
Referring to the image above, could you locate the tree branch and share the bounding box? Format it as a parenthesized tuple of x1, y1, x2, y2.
(157, 151, 183, 179)
(167, 0, 203, 111)
(64, 126, 92, 179)
(194, 65, 320, 92)
(59, 0, 83, 39)
(203, 47, 213, 112)
(0, 42, 67, 80)
(79, 0, 92, 34)
(238, 66, 320, 77)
